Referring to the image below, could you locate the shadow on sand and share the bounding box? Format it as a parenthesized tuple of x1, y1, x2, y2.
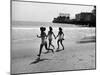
(56, 49, 64, 52)
(77, 39, 95, 43)
(77, 36, 96, 44)
(30, 58, 50, 64)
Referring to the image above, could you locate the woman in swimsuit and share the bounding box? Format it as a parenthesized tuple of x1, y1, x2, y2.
(37, 27, 54, 59)
(47, 26, 56, 50)
(55, 27, 64, 51)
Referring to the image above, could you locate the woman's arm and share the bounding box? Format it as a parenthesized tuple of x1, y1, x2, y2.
(55, 33, 59, 39)
(37, 35, 41, 38)
(62, 32, 64, 37)
(53, 32, 56, 39)
(62, 32, 64, 40)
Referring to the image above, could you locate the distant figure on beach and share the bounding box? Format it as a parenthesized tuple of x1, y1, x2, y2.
(37, 27, 54, 59)
(47, 26, 56, 51)
(55, 27, 64, 51)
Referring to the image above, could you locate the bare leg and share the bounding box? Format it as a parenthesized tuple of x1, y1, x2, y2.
(49, 40, 55, 49)
(45, 42, 54, 53)
(60, 40, 64, 50)
(57, 40, 60, 49)
(48, 40, 51, 49)
(37, 44, 43, 57)
(51, 44, 55, 49)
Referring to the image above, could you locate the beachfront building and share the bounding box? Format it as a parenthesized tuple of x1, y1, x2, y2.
(75, 12, 93, 22)
(75, 11, 96, 27)
(52, 6, 96, 27)
(74, 6, 96, 27)
(52, 13, 70, 23)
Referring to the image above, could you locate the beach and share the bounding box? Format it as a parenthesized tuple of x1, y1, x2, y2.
(11, 21, 96, 74)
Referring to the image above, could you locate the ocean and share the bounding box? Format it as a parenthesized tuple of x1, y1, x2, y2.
(12, 21, 95, 42)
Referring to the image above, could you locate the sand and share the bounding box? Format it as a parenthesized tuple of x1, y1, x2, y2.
(11, 26, 96, 74)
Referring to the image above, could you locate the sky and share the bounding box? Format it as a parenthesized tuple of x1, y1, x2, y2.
(12, 1, 94, 22)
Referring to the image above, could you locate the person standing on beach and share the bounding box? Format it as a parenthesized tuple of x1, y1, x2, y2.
(37, 27, 54, 60)
(47, 26, 56, 52)
(55, 27, 64, 51)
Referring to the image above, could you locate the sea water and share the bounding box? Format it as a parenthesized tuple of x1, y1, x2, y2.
(12, 21, 95, 42)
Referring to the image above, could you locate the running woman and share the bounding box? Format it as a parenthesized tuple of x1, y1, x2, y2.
(55, 27, 64, 51)
(47, 26, 56, 50)
(37, 27, 54, 59)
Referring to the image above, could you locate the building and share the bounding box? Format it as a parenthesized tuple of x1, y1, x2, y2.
(75, 11, 96, 27)
(75, 12, 93, 22)
(52, 13, 70, 23)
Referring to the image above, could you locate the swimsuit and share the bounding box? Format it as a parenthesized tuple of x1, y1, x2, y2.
(41, 37, 47, 45)
(48, 31, 53, 40)
(41, 32, 47, 45)
(58, 32, 64, 40)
